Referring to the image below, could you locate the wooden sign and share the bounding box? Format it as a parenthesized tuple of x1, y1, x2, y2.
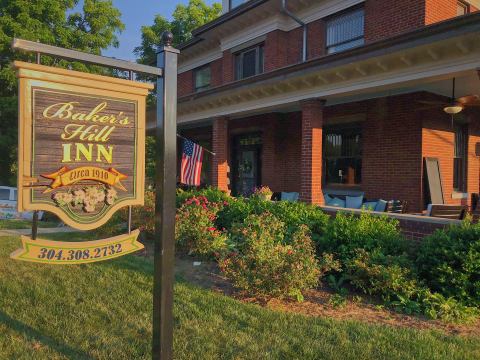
(15, 61, 153, 230)
(10, 229, 143, 264)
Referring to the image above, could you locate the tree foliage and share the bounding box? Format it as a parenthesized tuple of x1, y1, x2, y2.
(134, 0, 221, 68)
(0, 0, 124, 185)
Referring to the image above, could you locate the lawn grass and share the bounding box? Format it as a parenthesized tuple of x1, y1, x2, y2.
(0, 234, 479, 360)
(0, 219, 59, 230)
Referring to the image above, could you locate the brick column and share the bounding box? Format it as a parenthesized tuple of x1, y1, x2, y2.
(212, 117, 229, 192)
(300, 99, 325, 204)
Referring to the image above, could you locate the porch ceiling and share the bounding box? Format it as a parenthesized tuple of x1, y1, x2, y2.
(174, 13, 480, 127)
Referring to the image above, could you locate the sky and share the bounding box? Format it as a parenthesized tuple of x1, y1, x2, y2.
(74, 0, 217, 61)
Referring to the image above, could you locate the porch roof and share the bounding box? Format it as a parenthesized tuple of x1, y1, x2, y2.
(169, 12, 480, 128)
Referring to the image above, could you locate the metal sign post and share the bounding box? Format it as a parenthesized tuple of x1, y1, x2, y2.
(153, 32, 179, 360)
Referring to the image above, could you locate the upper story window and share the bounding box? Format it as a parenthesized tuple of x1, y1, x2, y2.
(194, 65, 211, 92)
(457, 1, 469, 16)
(230, 0, 246, 10)
(326, 8, 365, 54)
(235, 43, 264, 80)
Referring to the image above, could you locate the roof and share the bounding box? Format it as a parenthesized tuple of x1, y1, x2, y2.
(178, 0, 269, 51)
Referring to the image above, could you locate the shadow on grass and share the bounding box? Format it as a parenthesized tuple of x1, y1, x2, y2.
(0, 311, 92, 359)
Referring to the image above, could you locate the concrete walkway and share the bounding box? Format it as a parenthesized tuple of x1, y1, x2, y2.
(0, 226, 80, 237)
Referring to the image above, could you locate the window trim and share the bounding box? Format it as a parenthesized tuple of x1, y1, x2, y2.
(229, 0, 245, 11)
(453, 124, 468, 192)
(193, 64, 212, 92)
(457, 0, 470, 16)
(325, 5, 365, 55)
(234, 43, 265, 80)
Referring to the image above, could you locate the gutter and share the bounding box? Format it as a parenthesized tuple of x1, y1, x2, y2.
(281, 0, 307, 62)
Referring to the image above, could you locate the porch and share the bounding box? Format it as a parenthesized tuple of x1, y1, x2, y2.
(178, 87, 480, 214)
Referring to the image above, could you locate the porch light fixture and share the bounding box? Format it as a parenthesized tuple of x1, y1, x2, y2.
(443, 105, 463, 114)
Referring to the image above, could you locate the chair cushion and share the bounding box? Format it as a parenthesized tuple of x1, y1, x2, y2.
(281, 192, 299, 202)
(363, 201, 377, 211)
(346, 195, 364, 209)
(375, 199, 388, 212)
(324, 194, 333, 204)
(328, 197, 346, 208)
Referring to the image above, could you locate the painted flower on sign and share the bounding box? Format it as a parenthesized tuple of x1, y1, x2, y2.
(52, 185, 118, 213)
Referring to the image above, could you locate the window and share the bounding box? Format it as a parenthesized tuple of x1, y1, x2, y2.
(0, 189, 10, 200)
(457, 1, 469, 16)
(326, 7, 365, 54)
(324, 125, 362, 185)
(453, 124, 468, 192)
(235, 44, 264, 80)
(230, 0, 245, 10)
(194, 65, 211, 92)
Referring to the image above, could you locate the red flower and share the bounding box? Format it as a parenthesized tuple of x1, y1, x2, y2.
(287, 249, 293, 255)
(207, 227, 216, 232)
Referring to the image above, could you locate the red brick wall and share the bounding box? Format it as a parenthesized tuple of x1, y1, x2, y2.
(425, 0, 457, 24)
(265, 30, 288, 72)
(307, 19, 326, 60)
(363, 95, 423, 212)
(178, 70, 193, 97)
(364, 0, 426, 43)
(222, 50, 234, 83)
(276, 113, 302, 193)
(211, 58, 223, 87)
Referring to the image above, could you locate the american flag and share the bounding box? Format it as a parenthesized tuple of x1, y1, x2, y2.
(180, 139, 204, 186)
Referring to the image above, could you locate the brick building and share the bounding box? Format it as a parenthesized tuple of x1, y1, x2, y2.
(150, 0, 480, 213)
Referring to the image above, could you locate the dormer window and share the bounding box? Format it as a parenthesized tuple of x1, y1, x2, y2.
(234, 43, 264, 80)
(326, 7, 365, 54)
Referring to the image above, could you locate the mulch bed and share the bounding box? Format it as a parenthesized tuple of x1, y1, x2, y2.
(137, 241, 480, 337)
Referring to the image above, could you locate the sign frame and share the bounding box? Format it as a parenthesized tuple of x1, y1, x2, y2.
(15, 61, 153, 230)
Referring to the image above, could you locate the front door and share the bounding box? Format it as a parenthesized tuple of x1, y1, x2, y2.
(232, 134, 262, 196)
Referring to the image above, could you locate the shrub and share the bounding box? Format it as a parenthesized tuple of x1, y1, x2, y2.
(216, 196, 330, 241)
(346, 249, 419, 303)
(176, 187, 231, 208)
(175, 195, 227, 258)
(318, 212, 408, 262)
(416, 220, 480, 307)
(218, 213, 323, 301)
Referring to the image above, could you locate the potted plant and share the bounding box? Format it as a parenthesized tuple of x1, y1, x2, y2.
(253, 186, 273, 201)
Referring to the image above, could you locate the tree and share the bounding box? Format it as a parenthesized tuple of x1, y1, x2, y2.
(0, 0, 124, 185)
(134, 0, 221, 68)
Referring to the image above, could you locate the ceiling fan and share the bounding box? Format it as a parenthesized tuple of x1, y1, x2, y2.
(417, 78, 480, 115)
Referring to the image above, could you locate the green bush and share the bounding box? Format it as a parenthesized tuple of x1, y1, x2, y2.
(346, 249, 420, 303)
(218, 213, 324, 301)
(216, 196, 329, 241)
(175, 195, 227, 258)
(176, 187, 231, 208)
(318, 212, 408, 262)
(416, 220, 480, 307)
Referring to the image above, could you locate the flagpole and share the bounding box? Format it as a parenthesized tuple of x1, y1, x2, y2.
(176, 133, 216, 156)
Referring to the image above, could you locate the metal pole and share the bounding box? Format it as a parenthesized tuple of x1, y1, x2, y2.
(152, 31, 179, 360)
(31, 211, 39, 240)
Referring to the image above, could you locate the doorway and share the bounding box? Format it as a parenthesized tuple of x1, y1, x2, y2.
(231, 133, 262, 196)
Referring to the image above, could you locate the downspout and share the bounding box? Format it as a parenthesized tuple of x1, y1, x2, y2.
(281, 0, 307, 62)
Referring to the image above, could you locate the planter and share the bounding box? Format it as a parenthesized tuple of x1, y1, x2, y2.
(258, 194, 272, 201)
